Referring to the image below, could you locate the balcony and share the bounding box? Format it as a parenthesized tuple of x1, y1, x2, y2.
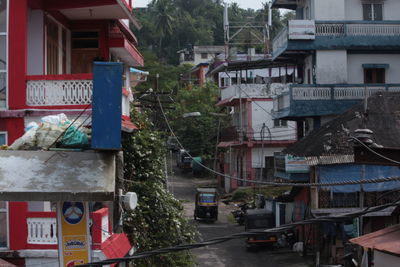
(272, 20, 400, 59)
(220, 84, 272, 102)
(8, 203, 129, 254)
(26, 74, 93, 107)
(273, 83, 400, 119)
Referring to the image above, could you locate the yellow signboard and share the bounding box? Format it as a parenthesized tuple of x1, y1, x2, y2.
(57, 202, 90, 266)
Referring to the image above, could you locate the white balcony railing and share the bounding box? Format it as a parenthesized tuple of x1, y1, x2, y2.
(27, 217, 58, 245)
(316, 22, 400, 37)
(273, 84, 400, 114)
(221, 84, 272, 100)
(26, 76, 93, 106)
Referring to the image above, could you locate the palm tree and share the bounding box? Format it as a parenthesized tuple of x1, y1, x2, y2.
(152, 0, 175, 55)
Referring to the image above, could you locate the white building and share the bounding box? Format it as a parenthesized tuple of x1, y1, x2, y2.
(272, 0, 400, 136)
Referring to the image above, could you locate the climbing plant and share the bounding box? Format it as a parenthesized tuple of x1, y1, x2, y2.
(122, 110, 197, 266)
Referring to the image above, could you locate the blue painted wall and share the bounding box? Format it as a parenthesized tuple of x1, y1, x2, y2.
(92, 62, 123, 150)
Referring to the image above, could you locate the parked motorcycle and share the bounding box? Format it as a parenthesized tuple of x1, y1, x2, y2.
(231, 203, 251, 225)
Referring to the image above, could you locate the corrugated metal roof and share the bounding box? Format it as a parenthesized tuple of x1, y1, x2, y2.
(305, 154, 354, 166)
(350, 224, 400, 255)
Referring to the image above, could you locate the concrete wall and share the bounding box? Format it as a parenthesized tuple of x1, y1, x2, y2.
(251, 101, 296, 142)
(313, 0, 345, 20)
(252, 146, 284, 168)
(316, 50, 347, 84)
(27, 9, 44, 75)
(345, 0, 400, 20)
(347, 54, 400, 84)
(374, 251, 400, 267)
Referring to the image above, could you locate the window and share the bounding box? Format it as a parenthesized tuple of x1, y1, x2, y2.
(0, 132, 6, 145)
(201, 53, 208, 59)
(0, 0, 7, 109)
(363, 3, 383, 21)
(0, 201, 6, 248)
(274, 119, 288, 127)
(364, 68, 385, 84)
(46, 17, 70, 75)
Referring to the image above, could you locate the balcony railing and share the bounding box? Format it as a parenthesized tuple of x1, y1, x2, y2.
(23, 208, 110, 248)
(316, 22, 400, 37)
(27, 216, 57, 245)
(26, 74, 93, 107)
(274, 84, 400, 109)
(221, 84, 272, 101)
(272, 20, 400, 57)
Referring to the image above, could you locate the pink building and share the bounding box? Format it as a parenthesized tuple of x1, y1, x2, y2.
(0, 0, 143, 265)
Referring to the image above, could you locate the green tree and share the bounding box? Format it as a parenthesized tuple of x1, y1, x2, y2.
(152, 0, 176, 55)
(169, 83, 228, 159)
(122, 110, 197, 266)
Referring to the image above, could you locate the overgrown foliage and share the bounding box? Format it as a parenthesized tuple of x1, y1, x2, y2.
(122, 110, 197, 266)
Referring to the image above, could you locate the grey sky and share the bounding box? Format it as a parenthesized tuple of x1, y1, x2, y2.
(133, 0, 266, 10)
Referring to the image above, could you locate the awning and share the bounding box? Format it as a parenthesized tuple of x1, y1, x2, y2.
(0, 150, 116, 201)
(350, 224, 400, 255)
(216, 96, 235, 106)
(362, 64, 389, 69)
(122, 115, 138, 133)
(45, 0, 141, 30)
(318, 164, 400, 193)
(110, 38, 144, 66)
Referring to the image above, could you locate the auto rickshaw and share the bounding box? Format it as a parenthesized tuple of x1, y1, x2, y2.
(194, 188, 218, 222)
(245, 208, 277, 250)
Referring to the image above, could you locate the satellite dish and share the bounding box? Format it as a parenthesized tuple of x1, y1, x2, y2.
(123, 192, 138, 211)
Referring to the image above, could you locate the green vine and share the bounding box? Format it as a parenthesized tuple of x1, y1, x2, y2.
(122, 110, 197, 266)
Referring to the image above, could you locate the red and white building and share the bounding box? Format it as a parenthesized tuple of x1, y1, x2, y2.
(0, 0, 144, 265)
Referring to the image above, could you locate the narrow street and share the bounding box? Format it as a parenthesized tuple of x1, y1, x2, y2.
(168, 167, 313, 267)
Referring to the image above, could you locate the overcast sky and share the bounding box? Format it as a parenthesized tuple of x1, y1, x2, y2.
(133, 0, 266, 11)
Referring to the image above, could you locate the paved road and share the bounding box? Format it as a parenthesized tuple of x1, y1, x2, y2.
(168, 169, 313, 267)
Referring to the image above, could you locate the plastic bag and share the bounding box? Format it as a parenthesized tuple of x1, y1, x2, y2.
(25, 121, 39, 132)
(36, 122, 66, 148)
(61, 126, 90, 148)
(41, 113, 70, 126)
(9, 128, 37, 150)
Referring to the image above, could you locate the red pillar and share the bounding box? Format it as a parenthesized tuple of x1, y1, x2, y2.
(5, 118, 24, 145)
(8, 0, 28, 110)
(8, 202, 28, 250)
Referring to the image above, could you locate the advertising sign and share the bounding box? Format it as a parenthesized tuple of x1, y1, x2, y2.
(285, 155, 310, 173)
(288, 20, 315, 40)
(57, 202, 90, 266)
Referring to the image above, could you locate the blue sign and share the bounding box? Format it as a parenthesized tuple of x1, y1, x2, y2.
(62, 202, 85, 225)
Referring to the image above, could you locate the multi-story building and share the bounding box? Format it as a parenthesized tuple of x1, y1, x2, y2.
(0, 0, 144, 265)
(271, 0, 400, 137)
(208, 54, 297, 192)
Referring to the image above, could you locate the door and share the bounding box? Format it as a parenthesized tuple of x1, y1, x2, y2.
(71, 31, 100, 74)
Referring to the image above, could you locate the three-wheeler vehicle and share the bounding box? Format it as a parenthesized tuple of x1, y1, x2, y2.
(245, 208, 277, 250)
(194, 188, 218, 222)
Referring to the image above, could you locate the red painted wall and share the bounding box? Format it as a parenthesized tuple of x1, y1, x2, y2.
(8, 0, 28, 110)
(4, 118, 24, 145)
(8, 202, 28, 250)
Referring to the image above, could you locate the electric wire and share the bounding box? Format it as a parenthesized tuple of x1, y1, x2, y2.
(156, 94, 400, 187)
(350, 136, 400, 165)
(77, 200, 400, 266)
